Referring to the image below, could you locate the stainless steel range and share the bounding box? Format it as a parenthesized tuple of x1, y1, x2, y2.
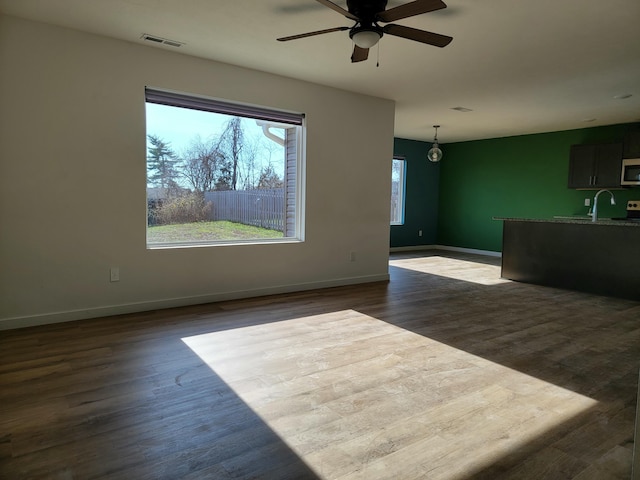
(627, 200, 640, 221)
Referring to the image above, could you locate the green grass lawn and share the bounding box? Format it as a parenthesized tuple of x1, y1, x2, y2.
(147, 220, 284, 243)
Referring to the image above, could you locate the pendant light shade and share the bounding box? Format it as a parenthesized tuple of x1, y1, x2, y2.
(427, 125, 443, 163)
(428, 144, 442, 162)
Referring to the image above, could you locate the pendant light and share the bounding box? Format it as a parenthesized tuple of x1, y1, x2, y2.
(427, 125, 443, 163)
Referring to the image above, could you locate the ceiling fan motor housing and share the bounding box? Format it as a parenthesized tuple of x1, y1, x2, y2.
(347, 0, 389, 22)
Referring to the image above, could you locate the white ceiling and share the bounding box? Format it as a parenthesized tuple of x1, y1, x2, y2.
(1, 0, 639, 143)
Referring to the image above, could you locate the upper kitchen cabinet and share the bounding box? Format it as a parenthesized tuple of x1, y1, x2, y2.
(568, 142, 623, 189)
(623, 127, 640, 158)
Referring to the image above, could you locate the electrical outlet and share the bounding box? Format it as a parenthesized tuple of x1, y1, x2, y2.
(418, 230, 423, 237)
(584, 198, 591, 207)
(110, 267, 120, 282)
(349, 251, 356, 262)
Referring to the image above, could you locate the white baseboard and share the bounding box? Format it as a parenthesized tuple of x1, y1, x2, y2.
(434, 245, 502, 258)
(389, 244, 439, 252)
(390, 244, 502, 258)
(2, 246, 501, 331)
(0, 273, 389, 331)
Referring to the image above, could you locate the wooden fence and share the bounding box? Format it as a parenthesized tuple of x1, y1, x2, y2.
(204, 189, 285, 232)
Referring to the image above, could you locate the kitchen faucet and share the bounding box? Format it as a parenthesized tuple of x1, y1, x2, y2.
(592, 189, 616, 222)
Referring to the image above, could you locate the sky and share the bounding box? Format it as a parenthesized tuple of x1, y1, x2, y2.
(145, 103, 285, 188)
(146, 103, 232, 152)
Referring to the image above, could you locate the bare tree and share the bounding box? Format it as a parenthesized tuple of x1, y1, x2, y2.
(257, 163, 284, 189)
(219, 117, 244, 190)
(181, 117, 283, 192)
(181, 135, 223, 193)
(237, 139, 259, 190)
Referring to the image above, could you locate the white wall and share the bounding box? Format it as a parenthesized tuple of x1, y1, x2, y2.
(0, 15, 395, 330)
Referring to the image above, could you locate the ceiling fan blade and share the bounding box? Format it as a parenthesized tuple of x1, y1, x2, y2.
(351, 45, 369, 63)
(277, 26, 350, 42)
(382, 24, 452, 47)
(315, 0, 359, 21)
(376, 0, 447, 23)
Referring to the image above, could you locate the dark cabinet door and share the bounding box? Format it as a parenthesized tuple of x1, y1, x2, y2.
(594, 143, 624, 187)
(568, 144, 596, 188)
(623, 128, 640, 158)
(568, 143, 623, 189)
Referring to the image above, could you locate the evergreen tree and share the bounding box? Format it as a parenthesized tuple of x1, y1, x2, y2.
(147, 134, 180, 190)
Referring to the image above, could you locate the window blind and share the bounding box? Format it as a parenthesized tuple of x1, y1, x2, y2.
(145, 88, 304, 126)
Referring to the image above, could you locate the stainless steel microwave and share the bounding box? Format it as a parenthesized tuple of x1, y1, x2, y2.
(621, 158, 640, 186)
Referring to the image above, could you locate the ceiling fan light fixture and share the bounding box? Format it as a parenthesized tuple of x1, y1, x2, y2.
(351, 29, 382, 49)
(427, 125, 443, 163)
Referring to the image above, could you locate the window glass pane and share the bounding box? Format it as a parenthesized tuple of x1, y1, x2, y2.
(391, 157, 405, 225)
(145, 90, 303, 248)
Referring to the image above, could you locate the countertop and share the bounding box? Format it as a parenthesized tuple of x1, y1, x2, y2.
(494, 216, 640, 227)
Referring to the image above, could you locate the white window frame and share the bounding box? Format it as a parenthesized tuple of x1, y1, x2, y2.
(391, 156, 406, 226)
(145, 87, 305, 248)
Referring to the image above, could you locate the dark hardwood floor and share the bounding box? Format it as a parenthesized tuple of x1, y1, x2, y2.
(1, 251, 639, 479)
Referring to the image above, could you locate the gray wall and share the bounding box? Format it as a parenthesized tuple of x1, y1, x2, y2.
(0, 15, 395, 329)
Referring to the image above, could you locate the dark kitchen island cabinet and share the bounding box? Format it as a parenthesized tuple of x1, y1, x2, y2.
(497, 217, 640, 301)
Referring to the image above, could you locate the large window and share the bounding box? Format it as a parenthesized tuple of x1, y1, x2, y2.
(145, 88, 304, 248)
(391, 157, 406, 225)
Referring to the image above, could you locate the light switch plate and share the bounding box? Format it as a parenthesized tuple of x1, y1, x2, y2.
(110, 267, 120, 282)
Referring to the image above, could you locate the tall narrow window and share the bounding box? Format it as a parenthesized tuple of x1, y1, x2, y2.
(145, 88, 305, 247)
(391, 157, 406, 225)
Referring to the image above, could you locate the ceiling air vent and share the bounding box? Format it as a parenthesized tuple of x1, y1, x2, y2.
(140, 33, 184, 48)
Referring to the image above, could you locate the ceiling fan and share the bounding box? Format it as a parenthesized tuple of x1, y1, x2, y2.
(277, 0, 453, 63)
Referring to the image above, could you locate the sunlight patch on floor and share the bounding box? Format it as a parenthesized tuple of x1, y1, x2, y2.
(390, 256, 510, 286)
(182, 310, 597, 480)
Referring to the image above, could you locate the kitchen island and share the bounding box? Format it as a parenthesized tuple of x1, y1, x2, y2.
(496, 217, 640, 300)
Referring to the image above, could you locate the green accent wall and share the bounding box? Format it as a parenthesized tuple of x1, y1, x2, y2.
(391, 122, 640, 252)
(391, 138, 440, 247)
